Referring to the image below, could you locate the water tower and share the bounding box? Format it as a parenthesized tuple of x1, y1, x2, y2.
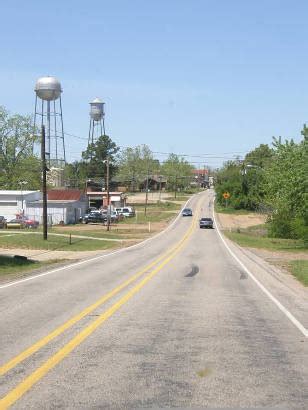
(88, 97, 105, 149)
(34, 76, 66, 167)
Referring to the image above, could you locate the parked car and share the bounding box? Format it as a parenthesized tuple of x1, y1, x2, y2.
(6, 219, 26, 229)
(22, 217, 39, 228)
(115, 207, 135, 217)
(100, 210, 122, 223)
(81, 211, 107, 224)
(0, 216, 7, 229)
(199, 217, 214, 229)
(182, 208, 193, 217)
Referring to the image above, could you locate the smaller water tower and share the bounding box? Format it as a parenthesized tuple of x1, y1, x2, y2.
(88, 98, 105, 149)
(34, 76, 66, 167)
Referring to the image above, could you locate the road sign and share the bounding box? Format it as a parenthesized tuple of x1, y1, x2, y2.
(223, 192, 230, 199)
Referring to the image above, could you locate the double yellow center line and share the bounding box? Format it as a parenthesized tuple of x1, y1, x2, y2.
(0, 209, 199, 409)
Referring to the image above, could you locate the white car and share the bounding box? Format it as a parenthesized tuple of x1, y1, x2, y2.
(116, 207, 135, 217)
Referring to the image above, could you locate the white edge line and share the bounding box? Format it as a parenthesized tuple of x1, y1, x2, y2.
(212, 197, 308, 338)
(0, 197, 193, 290)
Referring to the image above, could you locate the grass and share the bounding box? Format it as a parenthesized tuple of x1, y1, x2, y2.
(0, 233, 117, 251)
(164, 195, 190, 201)
(288, 260, 308, 286)
(0, 256, 66, 276)
(50, 227, 150, 239)
(129, 201, 181, 211)
(121, 201, 181, 224)
(215, 203, 252, 215)
(47, 228, 125, 240)
(224, 231, 307, 252)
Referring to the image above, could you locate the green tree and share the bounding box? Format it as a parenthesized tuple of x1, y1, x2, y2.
(160, 153, 194, 191)
(215, 160, 245, 208)
(0, 106, 41, 189)
(264, 134, 307, 241)
(81, 134, 120, 181)
(63, 161, 89, 189)
(243, 144, 274, 168)
(116, 145, 159, 191)
(215, 144, 274, 211)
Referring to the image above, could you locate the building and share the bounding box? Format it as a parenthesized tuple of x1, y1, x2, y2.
(191, 169, 209, 188)
(27, 190, 88, 225)
(0, 190, 41, 221)
(86, 191, 126, 209)
(140, 175, 167, 191)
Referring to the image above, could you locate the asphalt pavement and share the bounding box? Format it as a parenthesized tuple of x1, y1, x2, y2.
(0, 190, 307, 409)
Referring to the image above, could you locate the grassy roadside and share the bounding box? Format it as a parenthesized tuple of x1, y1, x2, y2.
(219, 214, 307, 286)
(0, 233, 117, 251)
(288, 260, 308, 286)
(223, 230, 306, 252)
(215, 204, 252, 215)
(0, 256, 67, 277)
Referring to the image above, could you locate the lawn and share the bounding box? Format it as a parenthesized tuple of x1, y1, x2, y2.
(122, 201, 181, 224)
(0, 255, 65, 276)
(224, 231, 306, 252)
(288, 260, 308, 286)
(0, 233, 117, 251)
(50, 227, 151, 239)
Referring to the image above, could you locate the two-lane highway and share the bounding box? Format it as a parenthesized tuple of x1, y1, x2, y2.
(0, 190, 307, 409)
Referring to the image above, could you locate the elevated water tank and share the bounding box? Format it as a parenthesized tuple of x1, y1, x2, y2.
(90, 97, 105, 121)
(35, 76, 62, 101)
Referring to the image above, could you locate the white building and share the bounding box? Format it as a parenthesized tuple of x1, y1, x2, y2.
(0, 190, 41, 221)
(27, 190, 88, 225)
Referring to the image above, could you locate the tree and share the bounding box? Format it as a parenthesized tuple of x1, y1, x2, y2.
(0, 106, 41, 189)
(244, 144, 274, 168)
(215, 144, 274, 211)
(63, 161, 89, 189)
(160, 153, 194, 191)
(81, 134, 120, 181)
(116, 145, 159, 191)
(264, 135, 307, 241)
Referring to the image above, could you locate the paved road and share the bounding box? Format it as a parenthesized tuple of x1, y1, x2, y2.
(0, 190, 307, 409)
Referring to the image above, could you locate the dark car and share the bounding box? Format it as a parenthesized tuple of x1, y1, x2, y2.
(199, 217, 214, 229)
(182, 208, 193, 217)
(0, 216, 7, 229)
(81, 212, 107, 224)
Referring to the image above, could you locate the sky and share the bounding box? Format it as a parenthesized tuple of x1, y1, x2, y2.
(1, 0, 308, 168)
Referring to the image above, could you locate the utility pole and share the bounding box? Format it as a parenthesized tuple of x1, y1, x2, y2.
(174, 174, 178, 199)
(159, 175, 162, 201)
(105, 157, 110, 231)
(41, 125, 48, 240)
(144, 168, 149, 216)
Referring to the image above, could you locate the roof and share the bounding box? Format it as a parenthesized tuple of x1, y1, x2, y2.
(86, 191, 124, 196)
(0, 190, 39, 196)
(28, 200, 80, 205)
(47, 190, 85, 201)
(192, 169, 208, 175)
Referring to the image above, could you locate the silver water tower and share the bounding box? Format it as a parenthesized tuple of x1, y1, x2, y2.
(88, 97, 105, 149)
(34, 76, 66, 167)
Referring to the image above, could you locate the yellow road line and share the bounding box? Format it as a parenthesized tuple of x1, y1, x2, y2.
(0, 212, 197, 377)
(0, 212, 197, 409)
